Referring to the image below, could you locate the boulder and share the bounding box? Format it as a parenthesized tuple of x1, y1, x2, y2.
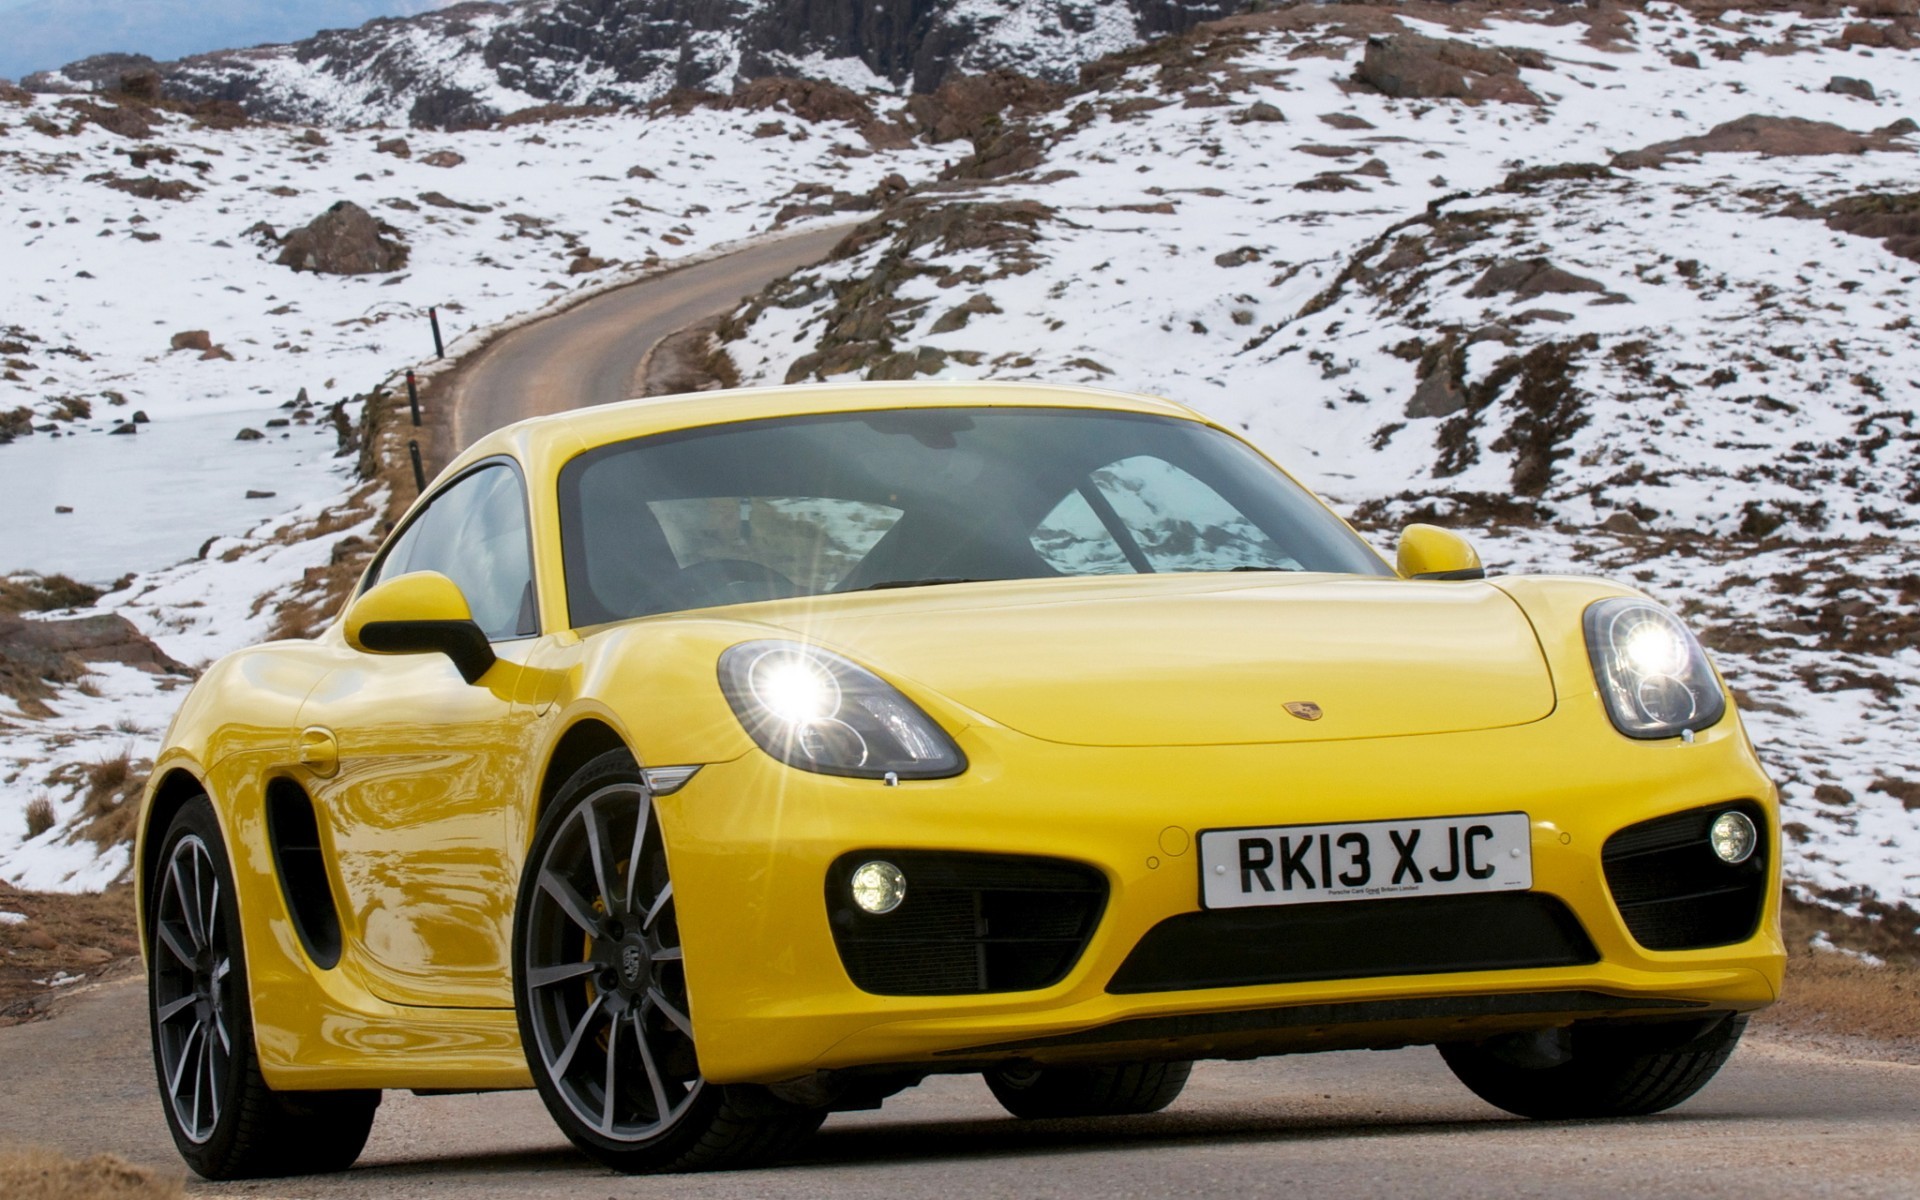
(376, 136, 411, 158)
(276, 202, 409, 275)
(0, 610, 191, 713)
(1466, 258, 1608, 301)
(169, 330, 212, 353)
(419, 149, 465, 168)
(1353, 34, 1542, 105)
(1826, 76, 1878, 101)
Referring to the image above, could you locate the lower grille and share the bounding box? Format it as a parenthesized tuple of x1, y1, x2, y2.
(1603, 800, 1769, 951)
(1107, 892, 1597, 995)
(826, 851, 1107, 996)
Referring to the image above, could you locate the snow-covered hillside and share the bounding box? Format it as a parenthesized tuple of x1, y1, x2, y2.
(27, 0, 1239, 129)
(709, 3, 1920, 923)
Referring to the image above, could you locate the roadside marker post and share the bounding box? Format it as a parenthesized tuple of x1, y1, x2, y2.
(406, 370, 423, 427)
(429, 307, 445, 359)
(408, 440, 426, 493)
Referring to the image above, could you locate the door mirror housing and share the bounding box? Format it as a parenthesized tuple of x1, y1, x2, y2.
(1396, 524, 1486, 581)
(344, 571, 497, 684)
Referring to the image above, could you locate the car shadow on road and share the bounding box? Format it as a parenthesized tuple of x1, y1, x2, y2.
(316, 1105, 1752, 1188)
(788, 1106, 1731, 1170)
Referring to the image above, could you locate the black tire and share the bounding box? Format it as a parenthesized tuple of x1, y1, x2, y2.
(984, 1060, 1193, 1119)
(1439, 1015, 1747, 1120)
(147, 797, 379, 1179)
(513, 749, 824, 1173)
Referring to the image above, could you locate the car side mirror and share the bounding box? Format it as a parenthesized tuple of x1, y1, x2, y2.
(1396, 524, 1486, 581)
(343, 571, 497, 684)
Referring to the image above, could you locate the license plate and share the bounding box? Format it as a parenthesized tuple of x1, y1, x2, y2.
(1198, 812, 1532, 909)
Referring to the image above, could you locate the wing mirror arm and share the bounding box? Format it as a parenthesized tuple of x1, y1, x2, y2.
(356, 619, 496, 684)
(344, 571, 499, 684)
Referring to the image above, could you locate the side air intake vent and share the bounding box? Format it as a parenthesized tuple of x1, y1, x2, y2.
(265, 780, 343, 969)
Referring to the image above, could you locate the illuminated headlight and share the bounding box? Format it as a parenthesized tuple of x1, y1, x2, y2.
(1709, 811, 1757, 865)
(718, 640, 966, 779)
(1583, 598, 1727, 740)
(850, 861, 907, 914)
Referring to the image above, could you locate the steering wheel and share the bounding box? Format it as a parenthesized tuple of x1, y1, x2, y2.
(663, 558, 799, 608)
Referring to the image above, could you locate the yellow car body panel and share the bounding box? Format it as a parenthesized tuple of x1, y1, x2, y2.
(134, 381, 1783, 1096)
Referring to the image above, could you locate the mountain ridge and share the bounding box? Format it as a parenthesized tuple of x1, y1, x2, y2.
(24, 0, 1240, 129)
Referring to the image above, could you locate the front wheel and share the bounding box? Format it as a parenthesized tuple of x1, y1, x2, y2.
(985, 1060, 1193, 1119)
(147, 798, 378, 1179)
(1440, 1015, 1747, 1120)
(513, 750, 823, 1173)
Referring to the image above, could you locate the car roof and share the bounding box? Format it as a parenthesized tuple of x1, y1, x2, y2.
(438, 380, 1210, 483)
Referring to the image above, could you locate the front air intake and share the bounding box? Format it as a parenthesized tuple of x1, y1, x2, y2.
(825, 851, 1107, 996)
(1602, 800, 1770, 951)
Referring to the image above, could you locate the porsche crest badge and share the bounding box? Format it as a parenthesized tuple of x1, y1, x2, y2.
(1283, 701, 1324, 721)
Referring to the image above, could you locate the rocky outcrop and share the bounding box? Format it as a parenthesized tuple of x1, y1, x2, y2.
(27, 0, 1240, 129)
(1615, 114, 1914, 168)
(1353, 33, 1542, 105)
(274, 201, 409, 275)
(0, 611, 191, 716)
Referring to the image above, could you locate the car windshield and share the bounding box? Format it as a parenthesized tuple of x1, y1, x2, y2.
(557, 406, 1389, 625)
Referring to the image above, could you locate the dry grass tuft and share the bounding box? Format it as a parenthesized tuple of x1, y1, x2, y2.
(0, 1147, 183, 1199)
(23, 796, 54, 840)
(41, 750, 150, 850)
(0, 574, 103, 615)
(79, 749, 146, 850)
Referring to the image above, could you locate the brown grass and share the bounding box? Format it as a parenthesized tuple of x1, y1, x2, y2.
(23, 796, 54, 840)
(0, 881, 139, 1024)
(1753, 898, 1920, 1059)
(79, 750, 146, 850)
(0, 574, 102, 614)
(39, 750, 150, 851)
(0, 1147, 182, 1199)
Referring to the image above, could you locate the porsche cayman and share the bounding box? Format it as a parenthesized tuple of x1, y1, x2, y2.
(137, 381, 1782, 1177)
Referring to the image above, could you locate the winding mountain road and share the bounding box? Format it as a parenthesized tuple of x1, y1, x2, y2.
(4, 227, 1918, 1197)
(438, 223, 850, 458)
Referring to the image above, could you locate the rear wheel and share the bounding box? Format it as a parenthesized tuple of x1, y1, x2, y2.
(1440, 1015, 1747, 1120)
(514, 750, 823, 1173)
(984, 1060, 1192, 1119)
(147, 798, 378, 1179)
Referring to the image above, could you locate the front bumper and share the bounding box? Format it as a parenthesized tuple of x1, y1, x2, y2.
(661, 710, 1783, 1085)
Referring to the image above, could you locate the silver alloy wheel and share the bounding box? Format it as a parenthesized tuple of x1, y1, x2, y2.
(521, 781, 703, 1141)
(151, 833, 234, 1145)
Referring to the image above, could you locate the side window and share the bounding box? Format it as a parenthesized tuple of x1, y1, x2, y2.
(1094, 456, 1300, 574)
(368, 464, 536, 641)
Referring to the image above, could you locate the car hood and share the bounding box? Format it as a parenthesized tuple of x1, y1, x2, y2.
(743, 574, 1556, 746)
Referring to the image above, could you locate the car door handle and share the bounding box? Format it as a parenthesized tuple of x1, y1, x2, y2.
(297, 726, 340, 778)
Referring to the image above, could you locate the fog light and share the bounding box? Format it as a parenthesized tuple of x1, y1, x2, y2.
(850, 861, 906, 914)
(1709, 811, 1757, 865)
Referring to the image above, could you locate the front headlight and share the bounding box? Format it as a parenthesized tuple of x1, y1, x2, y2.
(1583, 598, 1727, 739)
(718, 640, 966, 779)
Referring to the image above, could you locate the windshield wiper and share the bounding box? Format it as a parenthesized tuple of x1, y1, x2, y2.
(854, 577, 1000, 592)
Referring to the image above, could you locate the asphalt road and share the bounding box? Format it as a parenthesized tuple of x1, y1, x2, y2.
(3, 974, 1918, 1198)
(439, 223, 851, 456)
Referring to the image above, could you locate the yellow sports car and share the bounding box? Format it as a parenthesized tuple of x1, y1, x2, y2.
(137, 382, 1782, 1178)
